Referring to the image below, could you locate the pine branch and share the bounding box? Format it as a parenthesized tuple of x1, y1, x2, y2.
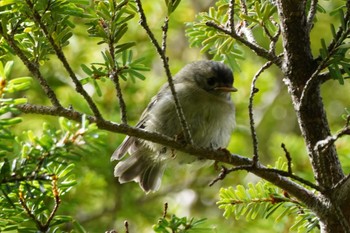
(205, 21, 282, 67)
(0, 26, 61, 107)
(24, 0, 102, 119)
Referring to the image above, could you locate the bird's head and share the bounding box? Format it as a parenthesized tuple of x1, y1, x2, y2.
(176, 61, 237, 98)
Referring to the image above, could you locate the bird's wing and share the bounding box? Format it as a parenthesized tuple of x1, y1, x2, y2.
(111, 91, 164, 161)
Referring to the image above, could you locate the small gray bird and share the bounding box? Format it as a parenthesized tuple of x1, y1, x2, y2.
(111, 60, 237, 192)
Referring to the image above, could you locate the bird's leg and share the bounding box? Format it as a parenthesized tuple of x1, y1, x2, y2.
(174, 131, 187, 145)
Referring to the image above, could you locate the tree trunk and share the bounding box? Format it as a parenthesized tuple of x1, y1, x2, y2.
(276, 0, 347, 232)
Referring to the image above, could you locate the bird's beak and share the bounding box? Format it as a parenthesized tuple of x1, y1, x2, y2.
(214, 86, 238, 92)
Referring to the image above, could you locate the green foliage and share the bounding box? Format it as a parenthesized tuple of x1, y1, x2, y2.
(239, 0, 277, 34)
(164, 0, 181, 15)
(81, 0, 149, 96)
(0, 114, 106, 232)
(185, 0, 279, 71)
(0, 61, 31, 156)
(0, 0, 350, 232)
(0, 0, 90, 64)
(153, 205, 209, 233)
(318, 5, 350, 84)
(186, 0, 243, 71)
(0, 60, 106, 232)
(217, 158, 319, 233)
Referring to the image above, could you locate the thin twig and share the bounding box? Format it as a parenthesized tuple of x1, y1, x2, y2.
(300, 29, 348, 107)
(314, 115, 350, 153)
(110, 69, 128, 125)
(163, 202, 168, 218)
(239, 0, 258, 44)
(18, 175, 61, 231)
(134, 0, 192, 144)
(0, 26, 62, 107)
(1, 174, 52, 184)
(263, 19, 281, 54)
(302, 10, 350, 99)
(208, 164, 321, 192)
(228, 0, 235, 33)
(162, 17, 169, 53)
(260, 168, 322, 191)
(249, 61, 274, 165)
(19, 191, 43, 230)
(24, 0, 102, 119)
(281, 143, 293, 174)
(43, 175, 61, 230)
(124, 220, 129, 233)
(205, 21, 282, 67)
(209, 165, 252, 186)
(107, 1, 128, 125)
(306, 0, 318, 32)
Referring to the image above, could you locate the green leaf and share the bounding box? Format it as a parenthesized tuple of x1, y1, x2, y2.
(0, 158, 11, 177)
(0, 0, 16, 7)
(4, 61, 14, 78)
(115, 42, 136, 54)
(81, 64, 93, 76)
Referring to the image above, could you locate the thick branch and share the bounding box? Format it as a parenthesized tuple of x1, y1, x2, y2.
(16, 103, 328, 217)
(276, 0, 344, 189)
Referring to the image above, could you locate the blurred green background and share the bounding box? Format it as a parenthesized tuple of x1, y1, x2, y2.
(7, 0, 350, 232)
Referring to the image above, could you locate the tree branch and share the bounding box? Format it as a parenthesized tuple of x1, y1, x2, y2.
(43, 176, 61, 231)
(205, 21, 282, 67)
(110, 69, 128, 125)
(249, 61, 274, 165)
(239, 0, 258, 44)
(314, 115, 350, 153)
(300, 23, 350, 109)
(0, 26, 61, 107)
(281, 143, 293, 174)
(16, 103, 327, 217)
(306, 0, 318, 32)
(276, 0, 344, 190)
(108, 1, 128, 125)
(228, 0, 235, 33)
(24, 0, 102, 119)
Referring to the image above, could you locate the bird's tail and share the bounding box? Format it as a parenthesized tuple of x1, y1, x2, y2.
(113, 147, 166, 193)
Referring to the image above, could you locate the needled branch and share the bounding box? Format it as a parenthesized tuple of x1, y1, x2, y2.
(0, 26, 61, 107)
(205, 21, 282, 67)
(24, 0, 102, 119)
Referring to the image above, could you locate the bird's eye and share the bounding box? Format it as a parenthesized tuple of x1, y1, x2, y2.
(207, 77, 216, 86)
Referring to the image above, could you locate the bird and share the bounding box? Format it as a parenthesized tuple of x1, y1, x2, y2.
(111, 60, 237, 193)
